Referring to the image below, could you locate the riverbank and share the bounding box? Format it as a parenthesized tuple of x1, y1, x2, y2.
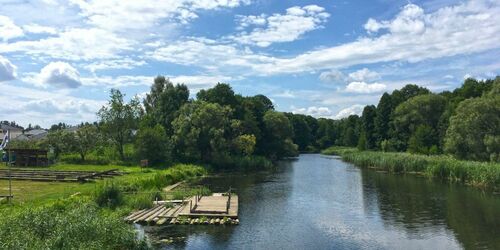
(321, 147, 500, 191)
(0, 163, 207, 249)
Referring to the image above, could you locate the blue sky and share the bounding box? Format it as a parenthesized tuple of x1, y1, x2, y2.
(0, 0, 499, 127)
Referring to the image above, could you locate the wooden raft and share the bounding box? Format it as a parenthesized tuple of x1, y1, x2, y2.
(125, 193, 239, 226)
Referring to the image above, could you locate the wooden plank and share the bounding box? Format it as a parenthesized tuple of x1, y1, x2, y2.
(133, 205, 163, 223)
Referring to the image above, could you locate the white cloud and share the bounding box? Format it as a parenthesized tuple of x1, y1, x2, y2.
(70, 0, 250, 32)
(148, 37, 274, 71)
(22, 24, 57, 34)
(0, 28, 134, 61)
(292, 106, 333, 117)
(348, 68, 380, 82)
(364, 4, 425, 34)
(334, 104, 364, 119)
(81, 74, 230, 89)
(0, 83, 104, 127)
(273, 90, 296, 98)
(0, 15, 24, 41)
(0, 56, 17, 82)
(26, 62, 82, 88)
(250, 1, 500, 75)
(83, 58, 147, 72)
(233, 5, 329, 47)
(345, 81, 386, 94)
(319, 69, 346, 83)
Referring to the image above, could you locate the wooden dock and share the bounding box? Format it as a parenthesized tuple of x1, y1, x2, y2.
(125, 193, 239, 225)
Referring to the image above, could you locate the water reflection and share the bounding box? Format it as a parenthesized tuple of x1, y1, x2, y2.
(147, 154, 500, 249)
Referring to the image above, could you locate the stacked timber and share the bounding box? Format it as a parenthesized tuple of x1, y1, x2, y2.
(0, 169, 123, 182)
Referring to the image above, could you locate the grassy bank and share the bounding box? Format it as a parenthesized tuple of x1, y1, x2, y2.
(0, 163, 207, 249)
(322, 147, 500, 191)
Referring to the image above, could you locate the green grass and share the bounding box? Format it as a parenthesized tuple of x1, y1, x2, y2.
(0, 162, 208, 249)
(322, 147, 500, 191)
(0, 197, 148, 249)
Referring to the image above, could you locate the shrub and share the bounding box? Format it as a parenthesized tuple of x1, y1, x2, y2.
(94, 182, 123, 208)
(0, 198, 148, 249)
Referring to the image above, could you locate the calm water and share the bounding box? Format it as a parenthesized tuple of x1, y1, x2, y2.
(145, 154, 500, 249)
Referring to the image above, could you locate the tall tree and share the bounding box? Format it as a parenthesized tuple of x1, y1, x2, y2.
(143, 76, 189, 135)
(444, 91, 500, 162)
(172, 101, 233, 163)
(98, 89, 142, 160)
(374, 93, 392, 147)
(74, 124, 99, 161)
(360, 105, 377, 149)
(262, 111, 298, 159)
(392, 94, 446, 151)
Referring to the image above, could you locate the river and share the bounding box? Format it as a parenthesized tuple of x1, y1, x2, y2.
(146, 154, 500, 249)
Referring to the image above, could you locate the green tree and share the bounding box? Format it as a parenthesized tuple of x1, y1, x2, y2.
(392, 94, 446, 151)
(143, 76, 189, 135)
(98, 89, 142, 160)
(407, 125, 438, 155)
(233, 134, 256, 156)
(375, 93, 392, 146)
(74, 124, 99, 161)
(135, 124, 170, 165)
(361, 105, 377, 149)
(45, 130, 77, 159)
(196, 83, 239, 109)
(286, 113, 312, 151)
(262, 111, 298, 159)
(172, 101, 232, 163)
(444, 95, 500, 161)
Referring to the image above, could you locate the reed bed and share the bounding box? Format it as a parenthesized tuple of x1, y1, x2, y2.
(322, 147, 500, 190)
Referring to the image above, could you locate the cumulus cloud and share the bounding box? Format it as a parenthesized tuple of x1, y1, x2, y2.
(83, 58, 147, 72)
(31, 62, 82, 88)
(0, 56, 17, 81)
(334, 104, 364, 119)
(319, 69, 345, 83)
(348, 68, 380, 82)
(364, 4, 425, 34)
(232, 5, 330, 47)
(251, 1, 500, 75)
(147, 1, 500, 77)
(70, 0, 251, 32)
(22, 24, 57, 34)
(0, 28, 133, 61)
(345, 81, 386, 94)
(81, 74, 231, 89)
(292, 106, 333, 118)
(0, 15, 24, 41)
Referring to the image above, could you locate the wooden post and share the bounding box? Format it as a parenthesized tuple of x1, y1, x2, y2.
(7, 148, 12, 204)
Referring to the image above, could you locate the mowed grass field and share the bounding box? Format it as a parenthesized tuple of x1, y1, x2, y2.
(0, 163, 145, 205)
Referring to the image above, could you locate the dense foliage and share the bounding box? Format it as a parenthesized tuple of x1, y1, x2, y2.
(8, 76, 498, 167)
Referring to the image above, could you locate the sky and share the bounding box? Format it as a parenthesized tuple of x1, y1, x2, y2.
(0, 0, 499, 128)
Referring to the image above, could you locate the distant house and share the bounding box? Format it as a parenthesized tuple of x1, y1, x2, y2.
(0, 124, 23, 141)
(24, 129, 48, 140)
(64, 126, 79, 133)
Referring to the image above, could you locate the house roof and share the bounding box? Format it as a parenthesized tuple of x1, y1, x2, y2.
(1, 124, 23, 131)
(25, 129, 48, 136)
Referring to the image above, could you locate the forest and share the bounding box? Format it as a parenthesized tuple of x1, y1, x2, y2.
(6, 75, 500, 168)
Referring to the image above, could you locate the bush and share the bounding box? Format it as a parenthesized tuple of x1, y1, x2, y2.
(0, 198, 148, 249)
(135, 124, 171, 166)
(94, 182, 123, 208)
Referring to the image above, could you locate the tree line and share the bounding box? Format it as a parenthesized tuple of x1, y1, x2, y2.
(6, 76, 499, 166)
